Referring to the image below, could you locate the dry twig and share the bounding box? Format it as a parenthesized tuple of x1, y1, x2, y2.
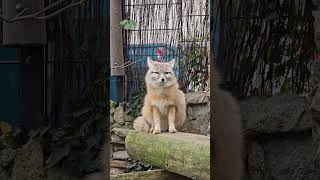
(0, 0, 88, 23)
(111, 59, 143, 69)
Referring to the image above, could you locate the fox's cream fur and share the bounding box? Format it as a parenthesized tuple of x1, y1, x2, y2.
(83, 59, 242, 180)
(211, 63, 243, 179)
(133, 57, 186, 134)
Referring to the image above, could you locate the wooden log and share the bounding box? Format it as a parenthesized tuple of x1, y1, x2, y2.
(110, 169, 189, 180)
(125, 131, 210, 180)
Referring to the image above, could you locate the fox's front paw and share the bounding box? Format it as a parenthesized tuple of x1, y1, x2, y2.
(150, 127, 154, 133)
(152, 128, 161, 134)
(169, 127, 177, 133)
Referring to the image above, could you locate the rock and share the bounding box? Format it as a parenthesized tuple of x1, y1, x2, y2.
(124, 122, 134, 128)
(110, 108, 115, 116)
(173, 91, 211, 135)
(111, 160, 128, 168)
(111, 123, 121, 129)
(125, 114, 134, 122)
(185, 91, 209, 105)
(111, 128, 134, 144)
(181, 104, 210, 135)
(295, 110, 313, 132)
(112, 128, 133, 138)
(245, 132, 320, 180)
(110, 167, 125, 175)
(110, 144, 113, 159)
(240, 95, 320, 180)
(110, 115, 115, 125)
(0, 148, 16, 168)
(311, 84, 320, 112)
(113, 144, 126, 152)
(0, 170, 10, 180)
(240, 94, 311, 135)
(311, 61, 320, 87)
(111, 134, 125, 144)
(248, 142, 266, 180)
(114, 106, 125, 125)
(262, 134, 318, 180)
(187, 107, 196, 121)
(11, 138, 44, 180)
(112, 150, 129, 160)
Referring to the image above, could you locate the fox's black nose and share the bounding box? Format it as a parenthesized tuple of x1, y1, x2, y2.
(161, 78, 165, 82)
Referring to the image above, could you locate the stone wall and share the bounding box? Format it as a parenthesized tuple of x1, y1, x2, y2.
(182, 91, 320, 179)
(0, 138, 44, 180)
(182, 91, 210, 135)
(110, 125, 130, 175)
(240, 94, 319, 180)
(180, 91, 320, 179)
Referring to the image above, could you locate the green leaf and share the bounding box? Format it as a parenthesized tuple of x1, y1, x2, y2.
(127, 162, 137, 170)
(144, 163, 151, 168)
(120, 19, 137, 30)
(135, 164, 142, 171)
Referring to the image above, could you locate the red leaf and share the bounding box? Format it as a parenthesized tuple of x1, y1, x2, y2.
(157, 48, 163, 56)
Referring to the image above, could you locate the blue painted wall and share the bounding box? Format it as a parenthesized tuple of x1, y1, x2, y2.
(110, 44, 180, 102)
(0, 36, 20, 126)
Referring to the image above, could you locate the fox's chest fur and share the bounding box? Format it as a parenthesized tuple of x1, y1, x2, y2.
(149, 95, 175, 115)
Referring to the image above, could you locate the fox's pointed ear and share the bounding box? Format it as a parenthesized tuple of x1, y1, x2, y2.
(168, 59, 175, 69)
(147, 57, 154, 68)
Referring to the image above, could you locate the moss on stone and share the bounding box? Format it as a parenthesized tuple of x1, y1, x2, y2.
(125, 131, 210, 180)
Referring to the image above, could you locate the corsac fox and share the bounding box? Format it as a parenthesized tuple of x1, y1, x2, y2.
(133, 57, 186, 134)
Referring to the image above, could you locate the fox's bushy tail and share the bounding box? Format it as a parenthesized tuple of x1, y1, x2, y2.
(133, 116, 150, 132)
(212, 67, 243, 180)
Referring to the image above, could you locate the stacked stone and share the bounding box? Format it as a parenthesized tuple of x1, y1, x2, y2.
(0, 138, 44, 180)
(110, 105, 133, 175)
(181, 92, 210, 136)
(110, 128, 130, 175)
(240, 95, 319, 180)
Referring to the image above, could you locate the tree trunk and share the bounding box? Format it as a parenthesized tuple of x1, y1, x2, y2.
(125, 131, 210, 180)
(110, 0, 125, 76)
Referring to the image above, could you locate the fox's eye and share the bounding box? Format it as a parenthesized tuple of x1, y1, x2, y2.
(151, 72, 159, 74)
(164, 72, 171, 75)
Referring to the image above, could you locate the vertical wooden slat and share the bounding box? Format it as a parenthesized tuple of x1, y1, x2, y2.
(19, 47, 44, 130)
